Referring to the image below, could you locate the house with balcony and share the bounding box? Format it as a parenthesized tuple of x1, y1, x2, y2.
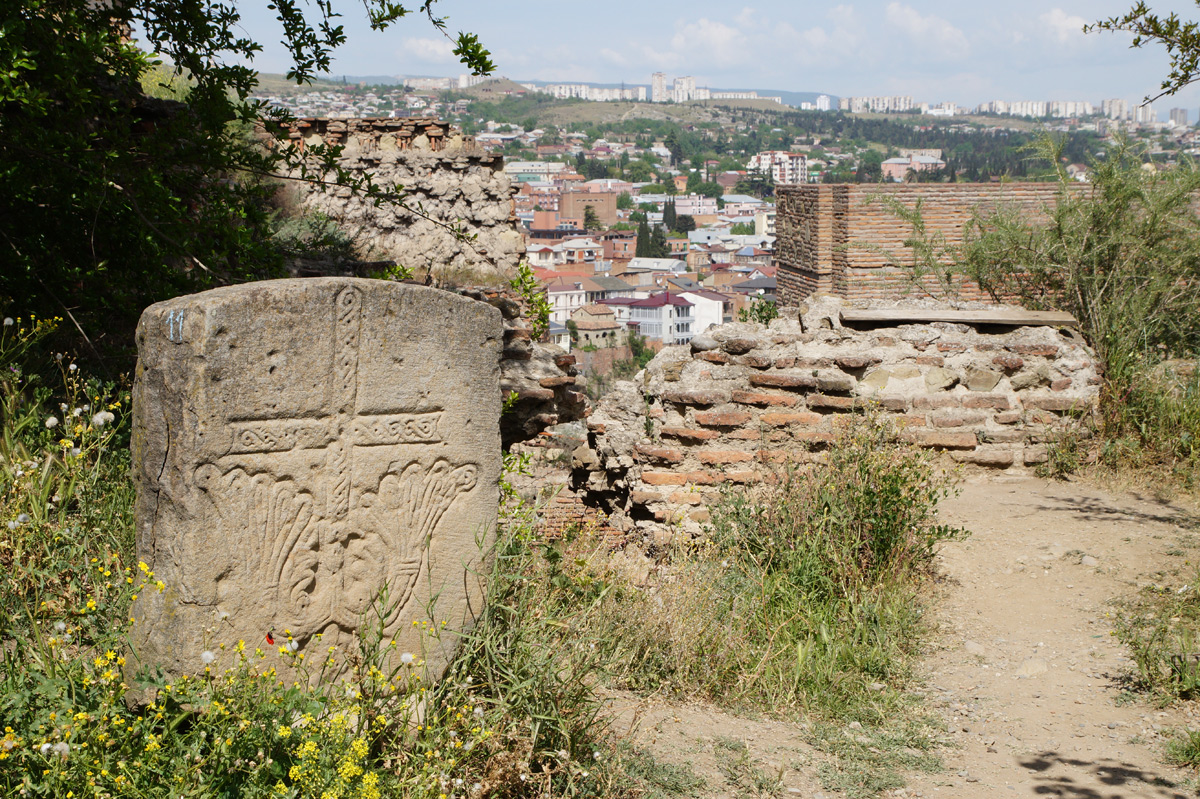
(545, 277, 588, 324)
(628, 292, 695, 345)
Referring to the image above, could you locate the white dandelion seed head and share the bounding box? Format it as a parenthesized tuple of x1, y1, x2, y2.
(44, 416, 58, 428)
(16, 513, 29, 524)
(200, 650, 217, 664)
(6, 521, 16, 531)
(91, 411, 114, 428)
(68, 363, 77, 372)
(70, 448, 81, 458)
(287, 639, 299, 652)
(473, 706, 484, 718)
(54, 621, 66, 632)
(2, 318, 12, 327)
(400, 652, 414, 665)
(55, 353, 63, 362)
(52, 742, 69, 757)
(39, 742, 52, 754)
(72, 407, 82, 417)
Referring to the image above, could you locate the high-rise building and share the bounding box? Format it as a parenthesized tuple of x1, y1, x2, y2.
(651, 72, 667, 103)
(1170, 107, 1190, 127)
(672, 76, 696, 103)
(816, 94, 831, 111)
(1101, 98, 1129, 120)
(1135, 103, 1156, 124)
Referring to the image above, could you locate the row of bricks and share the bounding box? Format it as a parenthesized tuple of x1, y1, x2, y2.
(635, 441, 1049, 492)
(661, 388, 1088, 413)
(638, 421, 1065, 464)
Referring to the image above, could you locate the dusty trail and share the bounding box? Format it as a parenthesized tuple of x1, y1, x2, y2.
(907, 476, 1198, 799)
(608, 476, 1200, 798)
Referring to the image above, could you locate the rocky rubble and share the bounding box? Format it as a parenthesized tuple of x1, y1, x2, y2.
(572, 296, 1102, 543)
(282, 118, 524, 279)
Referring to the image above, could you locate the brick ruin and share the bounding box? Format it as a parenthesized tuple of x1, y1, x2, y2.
(775, 183, 1067, 304)
(270, 117, 524, 278)
(570, 295, 1100, 544)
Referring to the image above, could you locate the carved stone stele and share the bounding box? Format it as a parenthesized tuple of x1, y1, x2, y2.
(128, 278, 502, 685)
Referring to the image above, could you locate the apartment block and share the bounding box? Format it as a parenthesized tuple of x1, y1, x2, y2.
(747, 150, 808, 185)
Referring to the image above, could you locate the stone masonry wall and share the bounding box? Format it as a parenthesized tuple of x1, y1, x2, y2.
(449, 286, 587, 448)
(776, 184, 1069, 305)
(272, 117, 524, 278)
(572, 296, 1100, 543)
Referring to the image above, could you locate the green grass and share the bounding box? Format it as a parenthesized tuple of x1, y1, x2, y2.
(0, 322, 687, 798)
(522, 414, 962, 794)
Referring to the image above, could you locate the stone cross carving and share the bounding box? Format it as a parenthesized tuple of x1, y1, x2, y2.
(129, 279, 502, 683)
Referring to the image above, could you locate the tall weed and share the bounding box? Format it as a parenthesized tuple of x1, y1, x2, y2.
(956, 134, 1200, 489)
(531, 416, 965, 722)
(0, 325, 671, 798)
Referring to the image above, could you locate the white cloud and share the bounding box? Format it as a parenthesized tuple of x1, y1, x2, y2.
(670, 18, 748, 67)
(400, 37, 455, 63)
(884, 3, 969, 59)
(1039, 9, 1088, 44)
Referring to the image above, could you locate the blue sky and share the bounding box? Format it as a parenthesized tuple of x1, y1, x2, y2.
(230, 1, 1200, 113)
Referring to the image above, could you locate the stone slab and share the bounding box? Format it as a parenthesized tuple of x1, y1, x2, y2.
(129, 278, 502, 684)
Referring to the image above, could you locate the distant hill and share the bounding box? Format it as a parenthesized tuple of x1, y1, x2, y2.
(461, 77, 535, 98)
(517, 78, 836, 109)
(254, 73, 350, 95)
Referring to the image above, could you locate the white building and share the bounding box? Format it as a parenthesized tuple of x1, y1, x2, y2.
(672, 76, 697, 103)
(674, 195, 718, 215)
(754, 208, 776, 237)
(747, 150, 808, 184)
(839, 96, 914, 113)
(545, 279, 587, 325)
(651, 72, 668, 103)
(816, 94, 831, 111)
(1102, 98, 1129, 120)
(629, 293, 694, 345)
(540, 84, 646, 102)
(679, 290, 726, 333)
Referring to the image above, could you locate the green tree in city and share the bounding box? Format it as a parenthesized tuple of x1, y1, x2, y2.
(583, 206, 601, 230)
(616, 192, 634, 210)
(663, 199, 678, 231)
(635, 220, 652, 256)
(676, 215, 696, 233)
(649, 224, 670, 258)
(0, 0, 493, 362)
(857, 150, 884, 182)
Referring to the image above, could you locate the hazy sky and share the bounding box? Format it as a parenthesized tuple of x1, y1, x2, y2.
(230, 1, 1200, 112)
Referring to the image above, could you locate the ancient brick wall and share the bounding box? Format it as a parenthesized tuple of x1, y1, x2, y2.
(573, 297, 1100, 543)
(776, 183, 1068, 304)
(271, 117, 524, 278)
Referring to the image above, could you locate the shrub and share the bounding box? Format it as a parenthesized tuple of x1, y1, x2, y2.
(528, 415, 965, 722)
(957, 135, 1200, 488)
(0, 327, 665, 798)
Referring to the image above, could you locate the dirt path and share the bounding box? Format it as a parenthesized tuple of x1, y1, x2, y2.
(908, 476, 1199, 799)
(608, 476, 1200, 798)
